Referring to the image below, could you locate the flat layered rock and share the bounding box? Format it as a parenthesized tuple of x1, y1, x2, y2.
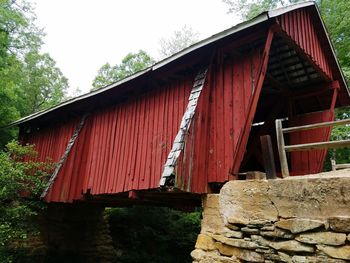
(278, 251, 292, 263)
(211, 234, 258, 249)
(191, 248, 240, 263)
(329, 217, 350, 233)
(275, 219, 324, 234)
(269, 240, 314, 253)
(250, 235, 270, 247)
(241, 227, 260, 235)
(222, 229, 243, 239)
(293, 255, 348, 263)
(215, 242, 264, 262)
(260, 228, 294, 239)
(195, 234, 216, 250)
(296, 232, 346, 246)
(317, 245, 350, 260)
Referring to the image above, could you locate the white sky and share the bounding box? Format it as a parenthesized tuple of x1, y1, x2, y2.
(32, 0, 239, 94)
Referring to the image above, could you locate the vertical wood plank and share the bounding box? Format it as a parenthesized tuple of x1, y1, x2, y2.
(276, 119, 289, 178)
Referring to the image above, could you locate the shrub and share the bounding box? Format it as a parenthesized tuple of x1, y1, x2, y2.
(0, 141, 53, 262)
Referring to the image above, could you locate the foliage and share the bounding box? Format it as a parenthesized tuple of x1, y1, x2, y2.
(318, 0, 350, 82)
(106, 206, 201, 263)
(92, 50, 155, 90)
(0, 0, 42, 56)
(16, 51, 69, 116)
(222, 0, 300, 19)
(158, 25, 199, 59)
(326, 108, 350, 168)
(0, 141, 53, 262)
(0, 0, 68, 147)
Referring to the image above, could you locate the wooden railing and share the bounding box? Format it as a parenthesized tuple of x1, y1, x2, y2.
(275, 118, 350, 178)
(331, 159, 350, 171)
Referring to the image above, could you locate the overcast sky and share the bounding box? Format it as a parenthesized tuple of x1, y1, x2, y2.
(32, 0, 239, 94)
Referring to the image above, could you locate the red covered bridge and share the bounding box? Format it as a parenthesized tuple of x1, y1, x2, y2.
(15, 2, 349, 206)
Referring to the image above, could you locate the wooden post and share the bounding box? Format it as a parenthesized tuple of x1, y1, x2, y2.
(276, 119, 289, 178)
(260, 135, 277, 179)
(331, 159, 336, 171)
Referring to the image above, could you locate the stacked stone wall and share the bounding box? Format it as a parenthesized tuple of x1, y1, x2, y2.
(192, 172, 350, 262)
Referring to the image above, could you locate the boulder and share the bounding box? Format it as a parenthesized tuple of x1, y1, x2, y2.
(220, 180, 278, 226)
(268, 176, 350, 219)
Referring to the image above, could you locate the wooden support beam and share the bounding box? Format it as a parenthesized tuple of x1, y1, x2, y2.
(231, 25, 277, 174)
(276, 119, 289, 178)
(41, 114, 88, 199)
(260, 135, 277, 179)
(330, 82, 340, 109)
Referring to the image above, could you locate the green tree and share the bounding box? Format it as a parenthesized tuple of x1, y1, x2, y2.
(0, 0, 41, 146)
(107, 206, 201, 263)
(0, 0, 68, 146)
(0, 57, 21, 145)
(318, 0, 350, 81)
(0, 141, 53, 262)
(158, 25, 199, 59)
(92, 50, 154, 90)
(222, 0, 296, 19)
(16, 51, 69, 116)
(0, 0, 42, 57)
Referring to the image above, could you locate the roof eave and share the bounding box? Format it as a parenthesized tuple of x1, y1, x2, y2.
(16, 1, 344, 126)
(12, 13, 270, 126)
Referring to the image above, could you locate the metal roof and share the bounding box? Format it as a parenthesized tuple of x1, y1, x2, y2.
(12, 1, 346, 126)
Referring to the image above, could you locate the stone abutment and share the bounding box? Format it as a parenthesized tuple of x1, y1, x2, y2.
(192, 171, 350, 262)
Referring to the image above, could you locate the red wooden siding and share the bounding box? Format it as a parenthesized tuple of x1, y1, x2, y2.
(23, 118, 78, 164)
(289, 110, 334, 175)
(277, 8, 333, 79)
(18, 4, 349, 203)
(207, 50, 262, 183)
(174, 47, 264, 193)
(22, 76, 194, 202)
